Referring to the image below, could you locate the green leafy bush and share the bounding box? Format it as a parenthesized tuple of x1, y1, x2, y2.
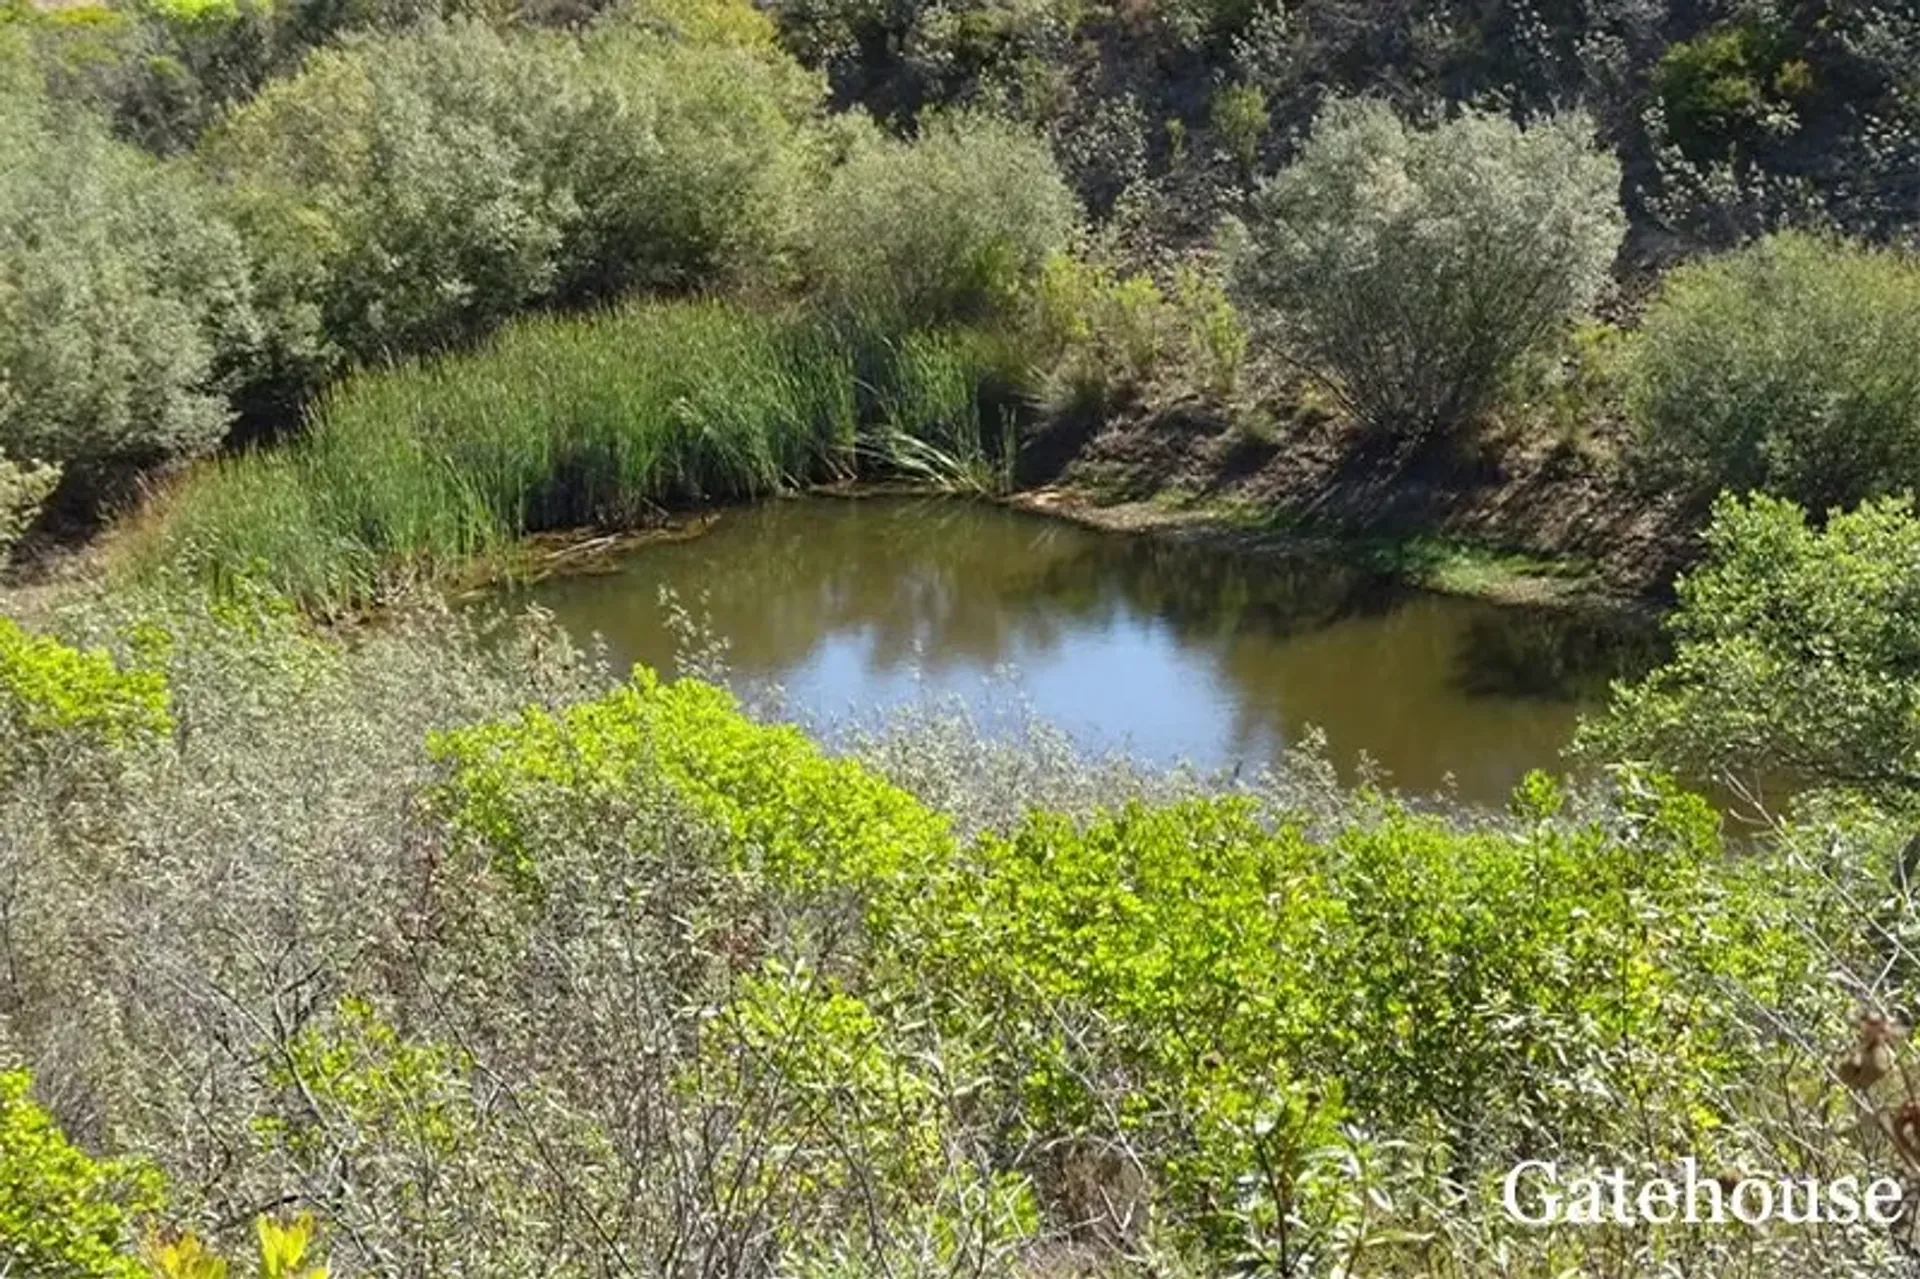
(804, 112, 1079, 322)
(0, 453, 59, 558)
(0, 1069, 162, 1279)
(1652, 19, 1809, 162)
(0, 615, 173, 752)
(1623, 232, 1920, 512)
(1028, 252, 1248, 409)
(1228, 98, 1623, 442)
(199, 13, 821, 405)
(1578, 492, 1920, 803)
(0, 67, 254, 492)
(0, 566, 1900, 1272)
(429, 664, 1817, 1265)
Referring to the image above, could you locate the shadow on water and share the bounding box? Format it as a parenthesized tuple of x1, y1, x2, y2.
(502, 496, 1663, 807)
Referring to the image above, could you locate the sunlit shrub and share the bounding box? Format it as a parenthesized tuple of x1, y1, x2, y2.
(199, 14, 822, 403)
(1029, 252, 1247, 411)
(1652, 19, 1808, 162)
(1577, 492, 1920, 803)
(0, 1070, 161, 1279)
(0, 71, 254, 492)
(0, 615, 172, 755)
(804, 112, 1079, 322)
(1228, 98, 1623, 442)
(0, 453, 59, 558)
(1623, 232, 1920, 512)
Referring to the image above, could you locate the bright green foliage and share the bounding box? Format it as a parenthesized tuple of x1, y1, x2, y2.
(1624, 232, 1920, 512)
(1228, 98, 1623, 441)
(1029, 252, 1248, 408)
(0, 62, 254, 490)
(255, 1214, 328, 1279)
(0, 453, 59, 559)
(143, 301, 1019, 609)
(147, 1215, 328, 1279)
(430, 665, 1810, 1263)
(904, 776, 1771, 1256)
(1653, 19, 1808, 161)
(804, 112, 1079, 322)
(1579, 493, 1920, 802)
(0, 614, 173, 750)
(431, 666, 952, 905)
(1209, 80, 1267, 169)
(705, 969, 945, 1198)
(262, 996, 474, 1163)
(0, 1070, 164, 1279)
(200, 13, 821, 402)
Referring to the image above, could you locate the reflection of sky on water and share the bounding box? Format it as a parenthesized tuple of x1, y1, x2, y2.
(509, 496, 1659, 806)
(775, 611, 1275, 769)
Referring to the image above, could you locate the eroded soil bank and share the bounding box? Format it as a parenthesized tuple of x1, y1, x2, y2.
(1019, 396, 1698, 608)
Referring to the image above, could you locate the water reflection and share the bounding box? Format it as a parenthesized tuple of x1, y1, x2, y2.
(508, 496, 1659, 806)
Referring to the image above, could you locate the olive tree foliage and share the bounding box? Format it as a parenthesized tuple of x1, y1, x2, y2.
(1577, 493, 1920, 805)
(0, 45, 255, 489)
(1227, 98, 1624, 442)
(802, 111, 1080, 322)
(1624, 232, 1920, 513)
(198, 12, 823, 408)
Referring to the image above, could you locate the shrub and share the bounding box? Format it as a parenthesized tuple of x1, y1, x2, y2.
(0, 454, 59, 558)
(0, 566, 1904, 1272)
(1209, 79, 1267, 170)
(1228, 98, 1623, 442)
(1623, 232, 1920, 512)
(0, 73, 254, 492)
(1652, 19, 1807, 162)
(804, 112, 1079, 322)
(1577, 492, 1920, 804)
(558, 17, 822, 303)
(199, 14, 821, 405)
(429, 665, 1824, 1264)
(1028, 252, 1248, 409)
(0, 1070, 162, 1279)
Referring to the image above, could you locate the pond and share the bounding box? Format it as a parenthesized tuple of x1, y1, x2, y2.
(506, 496, 1661, 807)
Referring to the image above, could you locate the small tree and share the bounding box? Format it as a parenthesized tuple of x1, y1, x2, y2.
(0, 70, 254, 489)
(1576, 493, 1920, 803)
(1228, 99, 1623, 442)
(804, 112, 1080, 323)
(1623, 232, 1920, 513)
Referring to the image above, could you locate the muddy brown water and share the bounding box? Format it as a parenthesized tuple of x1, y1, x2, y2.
(504, 496, 1661, 807)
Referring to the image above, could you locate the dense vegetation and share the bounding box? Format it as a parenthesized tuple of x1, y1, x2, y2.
(11, 0, 1920, 1271)
(3, 524, 1920, 1273)
(144, 302, 1027, 608)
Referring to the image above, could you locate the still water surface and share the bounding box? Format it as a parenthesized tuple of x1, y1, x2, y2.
(511, 497, 1658, 807)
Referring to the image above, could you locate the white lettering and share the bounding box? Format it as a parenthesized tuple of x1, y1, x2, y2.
(1867, 1178, 1903, 1226)
(1503, 1160, 1559, 1225)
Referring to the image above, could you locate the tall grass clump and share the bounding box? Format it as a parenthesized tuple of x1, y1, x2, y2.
(146, 300, 1025, 609)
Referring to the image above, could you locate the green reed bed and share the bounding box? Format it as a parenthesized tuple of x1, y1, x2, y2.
(144, 300, 1025, 610)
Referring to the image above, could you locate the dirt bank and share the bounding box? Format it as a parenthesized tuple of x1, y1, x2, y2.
(1023, 394, 1700, 607)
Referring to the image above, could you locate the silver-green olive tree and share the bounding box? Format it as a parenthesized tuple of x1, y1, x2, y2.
(803, 112, 1081, 323)
(1228, 98, 1624, 443)
(0, 47, 255, 491)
